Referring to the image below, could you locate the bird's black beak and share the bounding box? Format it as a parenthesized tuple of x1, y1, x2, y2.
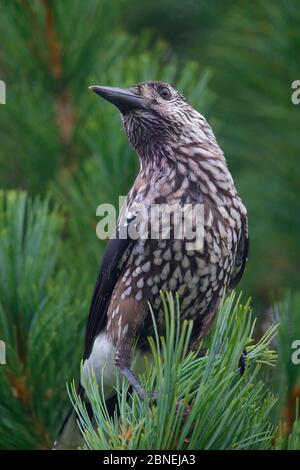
(89, 85, 146, 114)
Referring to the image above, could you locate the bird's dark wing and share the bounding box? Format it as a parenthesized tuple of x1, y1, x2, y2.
(83, 220, 135, 359)
(228, 217, 249, 290)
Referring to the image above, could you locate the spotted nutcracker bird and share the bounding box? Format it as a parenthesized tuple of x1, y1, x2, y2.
(54, 81, 248, 449)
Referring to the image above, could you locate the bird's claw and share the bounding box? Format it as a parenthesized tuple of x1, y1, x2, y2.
(120, 367, 157, 401)
(120, 367, 193, 418)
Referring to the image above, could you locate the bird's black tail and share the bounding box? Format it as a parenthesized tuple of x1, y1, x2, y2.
(53, 385, 88, 450)
(53, 387, 118, 450)
(53, 406, 84, 450)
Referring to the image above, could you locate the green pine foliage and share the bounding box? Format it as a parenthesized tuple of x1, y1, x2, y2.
(275, 413, 300, 450)
(0, 0, 299, 451)
(0, 0, 127, 191)
(277, 293, 300, 395)
(0, 192, 299, 450)
(206, 0, 300, 305)
(0, 192, 87, 449)
(70, 292, 277, 450)
(272, 293, 300, 430)
(2, 0, 298, 306)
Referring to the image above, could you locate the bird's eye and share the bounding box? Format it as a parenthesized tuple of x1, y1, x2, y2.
(158, 86, 172, 100)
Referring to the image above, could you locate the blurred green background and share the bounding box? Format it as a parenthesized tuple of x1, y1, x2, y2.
(0, 0, 299, 449)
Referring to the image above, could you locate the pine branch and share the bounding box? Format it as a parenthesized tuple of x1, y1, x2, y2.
(0, 191, 87, 449)
(69, 291, 277, 450)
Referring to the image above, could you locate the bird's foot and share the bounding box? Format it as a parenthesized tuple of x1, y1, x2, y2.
(120, 367, 157, 401)
(121, 367, 192, 417)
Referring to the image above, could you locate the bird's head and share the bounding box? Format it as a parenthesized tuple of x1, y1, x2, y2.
(89, 81, 216, 162)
